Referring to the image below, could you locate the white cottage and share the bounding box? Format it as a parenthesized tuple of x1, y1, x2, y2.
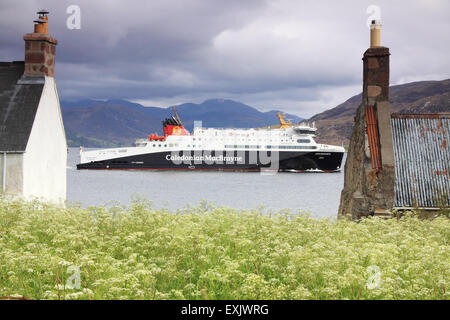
(0, 11, 67, 205)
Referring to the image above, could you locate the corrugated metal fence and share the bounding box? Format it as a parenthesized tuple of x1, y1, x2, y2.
(391, 114, 449, 208)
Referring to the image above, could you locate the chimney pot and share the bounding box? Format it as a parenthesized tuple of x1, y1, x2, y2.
(370, 19, 382, 48)
(24, 10, 57, 77)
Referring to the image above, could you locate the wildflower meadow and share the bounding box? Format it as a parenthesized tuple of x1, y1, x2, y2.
(0, 197, 448, 300)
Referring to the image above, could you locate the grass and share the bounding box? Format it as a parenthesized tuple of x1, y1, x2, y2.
(0, 197, 448, 300)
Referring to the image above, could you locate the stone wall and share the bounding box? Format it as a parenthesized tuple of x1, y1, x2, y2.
(338, 46, 395, 220)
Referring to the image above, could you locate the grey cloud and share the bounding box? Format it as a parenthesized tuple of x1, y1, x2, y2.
(0, 0, 448, 118)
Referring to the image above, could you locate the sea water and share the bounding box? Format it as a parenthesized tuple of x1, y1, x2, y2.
(67, 148, 345, 218)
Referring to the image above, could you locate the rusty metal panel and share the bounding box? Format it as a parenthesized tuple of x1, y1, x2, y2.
(366, 105, 382, 170)
(391, 114, 449, 208)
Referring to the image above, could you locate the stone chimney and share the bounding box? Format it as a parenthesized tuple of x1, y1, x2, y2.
(338, 20, 395, 220)
(363, 22, 394, 170)
(23, 10, 57, 77)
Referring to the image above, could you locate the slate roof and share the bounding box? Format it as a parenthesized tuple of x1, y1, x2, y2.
(0, 61, 44, 152)
(391, 113, 450, 208)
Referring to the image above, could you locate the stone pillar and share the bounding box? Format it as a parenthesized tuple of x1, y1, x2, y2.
(23, 13, 57, 78)
(338, 45, 395, 220)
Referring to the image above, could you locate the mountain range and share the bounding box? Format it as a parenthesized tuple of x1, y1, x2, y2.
(61, 78, 449, 147)
(61, 99, 304, 147)
(308, 79, 449, 146)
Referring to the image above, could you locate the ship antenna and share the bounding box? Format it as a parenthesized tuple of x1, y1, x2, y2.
(172, 106, 183, 126)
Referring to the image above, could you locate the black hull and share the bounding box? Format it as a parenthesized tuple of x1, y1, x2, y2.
(77, 150, 344, 172)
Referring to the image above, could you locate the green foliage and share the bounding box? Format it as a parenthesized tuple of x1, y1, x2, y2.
(0, 198, 448, 300)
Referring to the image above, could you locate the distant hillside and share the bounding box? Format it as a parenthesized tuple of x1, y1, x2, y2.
(61, 99, 303, 147)
(309, 79, 450, 146)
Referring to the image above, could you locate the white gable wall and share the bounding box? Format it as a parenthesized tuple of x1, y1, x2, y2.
(23, 76, 67, 205)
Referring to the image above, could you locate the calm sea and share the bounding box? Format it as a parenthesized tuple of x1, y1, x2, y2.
(67, 148, 346, 218)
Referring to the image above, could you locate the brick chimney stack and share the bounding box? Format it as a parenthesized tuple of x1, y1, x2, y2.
(23, 10, 57, 77)
(362, 20, 394, 169)
(338, 19, 395, 220)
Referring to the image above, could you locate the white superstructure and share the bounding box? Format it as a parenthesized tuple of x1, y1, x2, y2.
(80, 122, 344, 164)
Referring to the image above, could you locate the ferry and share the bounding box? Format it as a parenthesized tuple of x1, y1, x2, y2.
(77, 109, 345, 172)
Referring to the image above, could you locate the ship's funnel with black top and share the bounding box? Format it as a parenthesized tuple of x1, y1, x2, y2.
(162, 116, 189, 136)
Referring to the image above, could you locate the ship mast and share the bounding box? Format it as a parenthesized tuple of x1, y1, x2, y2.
(277, 112, 291, 129)
(172, 106, 183, 126)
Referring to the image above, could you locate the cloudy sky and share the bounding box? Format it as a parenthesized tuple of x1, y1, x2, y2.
(1, 0, 449, 117)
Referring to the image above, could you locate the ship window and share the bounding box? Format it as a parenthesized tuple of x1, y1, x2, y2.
(153, 144, 156, 147)
(296, 129, 314, 134)
(193, 138, 196, 141)
(169, 144, 173, 147)
(164, 145, 167, 147)
(193, 145, 196, 147)
(245, 145, 249, 148)
(187, 145, 190, 147)
(158, 144, 161, 147)
(297, 139, 310, 143)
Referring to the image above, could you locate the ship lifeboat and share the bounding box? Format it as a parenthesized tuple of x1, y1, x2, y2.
(148, 133, 165, 141)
